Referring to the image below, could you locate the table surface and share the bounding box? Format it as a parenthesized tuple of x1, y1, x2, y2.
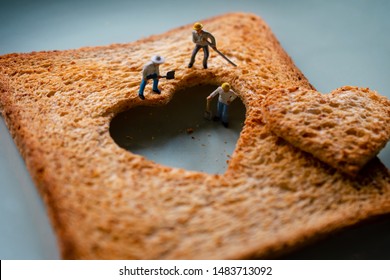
(1, 0, 389, 259)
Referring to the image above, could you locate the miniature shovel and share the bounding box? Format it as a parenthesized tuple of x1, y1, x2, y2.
(161, 70, 175, 79)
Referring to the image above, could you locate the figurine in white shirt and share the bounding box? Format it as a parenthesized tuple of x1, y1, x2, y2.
(138, 55, 165, 100)
(188, 22, 216, 69)
(207, 83, 237, 128)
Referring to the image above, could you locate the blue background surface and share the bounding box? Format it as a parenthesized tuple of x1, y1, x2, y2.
(1, 0, 389, 259)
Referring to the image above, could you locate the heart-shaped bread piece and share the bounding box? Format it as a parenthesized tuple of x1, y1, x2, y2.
(262, 86, 390, 176)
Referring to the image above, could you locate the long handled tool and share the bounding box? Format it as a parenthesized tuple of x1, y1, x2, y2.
(207, 42, 237, 67)
(204, 98, 213, 120)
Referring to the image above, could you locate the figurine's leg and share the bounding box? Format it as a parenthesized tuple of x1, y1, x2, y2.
(221, 104, 229, 127)
(138, 79, 147, 100)
(152, 78, 160, 94)
(216, 101, 223, 119)
(202, 46, 209, 69)
(189, 45, 201, 68)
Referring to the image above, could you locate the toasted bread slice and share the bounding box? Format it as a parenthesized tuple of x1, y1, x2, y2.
(1, 13, 389, 259)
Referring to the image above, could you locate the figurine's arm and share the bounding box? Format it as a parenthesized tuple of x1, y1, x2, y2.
(227, 90, 238, 104)
(192, 32, 197, 44)
(207, 87, 220, 100)
(207, 33, 216, 47)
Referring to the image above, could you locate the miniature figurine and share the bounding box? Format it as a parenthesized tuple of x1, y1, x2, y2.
(188, 22, 216, 69)
(138, 55, 165, 100)
(207, 83, 237, 128)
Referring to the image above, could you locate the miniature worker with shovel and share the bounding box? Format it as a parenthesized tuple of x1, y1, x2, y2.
(188, 22, 236, 69)
(206, 82, 237, 128)
(138, 55, 175, 100)
(188, 22, 215, 69)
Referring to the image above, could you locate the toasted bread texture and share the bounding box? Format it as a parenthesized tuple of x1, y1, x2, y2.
(0, 13, 389, 259)
(262, 86, 390, 176)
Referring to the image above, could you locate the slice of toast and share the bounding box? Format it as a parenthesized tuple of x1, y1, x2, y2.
(262, 86, 390, 176)
(1, 13, 389, 259)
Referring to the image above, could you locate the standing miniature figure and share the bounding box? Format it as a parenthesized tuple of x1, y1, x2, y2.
(188, 22, 216, 69)
(138, 55, 165, 100)
(207, 83, 237, 128)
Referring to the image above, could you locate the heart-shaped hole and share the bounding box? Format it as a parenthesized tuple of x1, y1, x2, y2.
(109, 85, 246, 174)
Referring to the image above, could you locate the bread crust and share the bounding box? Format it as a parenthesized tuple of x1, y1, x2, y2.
(0, 13, 389, 259)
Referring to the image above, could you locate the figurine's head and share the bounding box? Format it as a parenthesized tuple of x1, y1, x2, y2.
(221, 82, 231, 92)
(193, 22, 203, 33)
(151, 55, 165, 64)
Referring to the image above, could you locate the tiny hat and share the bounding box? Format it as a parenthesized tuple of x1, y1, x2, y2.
(193, 22, 203, 31)
(151, 55, 165, 64)
(221, 82, 231, 92)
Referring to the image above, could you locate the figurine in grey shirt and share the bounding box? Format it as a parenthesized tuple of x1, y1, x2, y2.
(188, 22, 216, 69)
(138, 55, 165, 100)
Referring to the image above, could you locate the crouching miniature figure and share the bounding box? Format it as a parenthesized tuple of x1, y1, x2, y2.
(207, 83, 237, 128)
(138, 55, 165, 100)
